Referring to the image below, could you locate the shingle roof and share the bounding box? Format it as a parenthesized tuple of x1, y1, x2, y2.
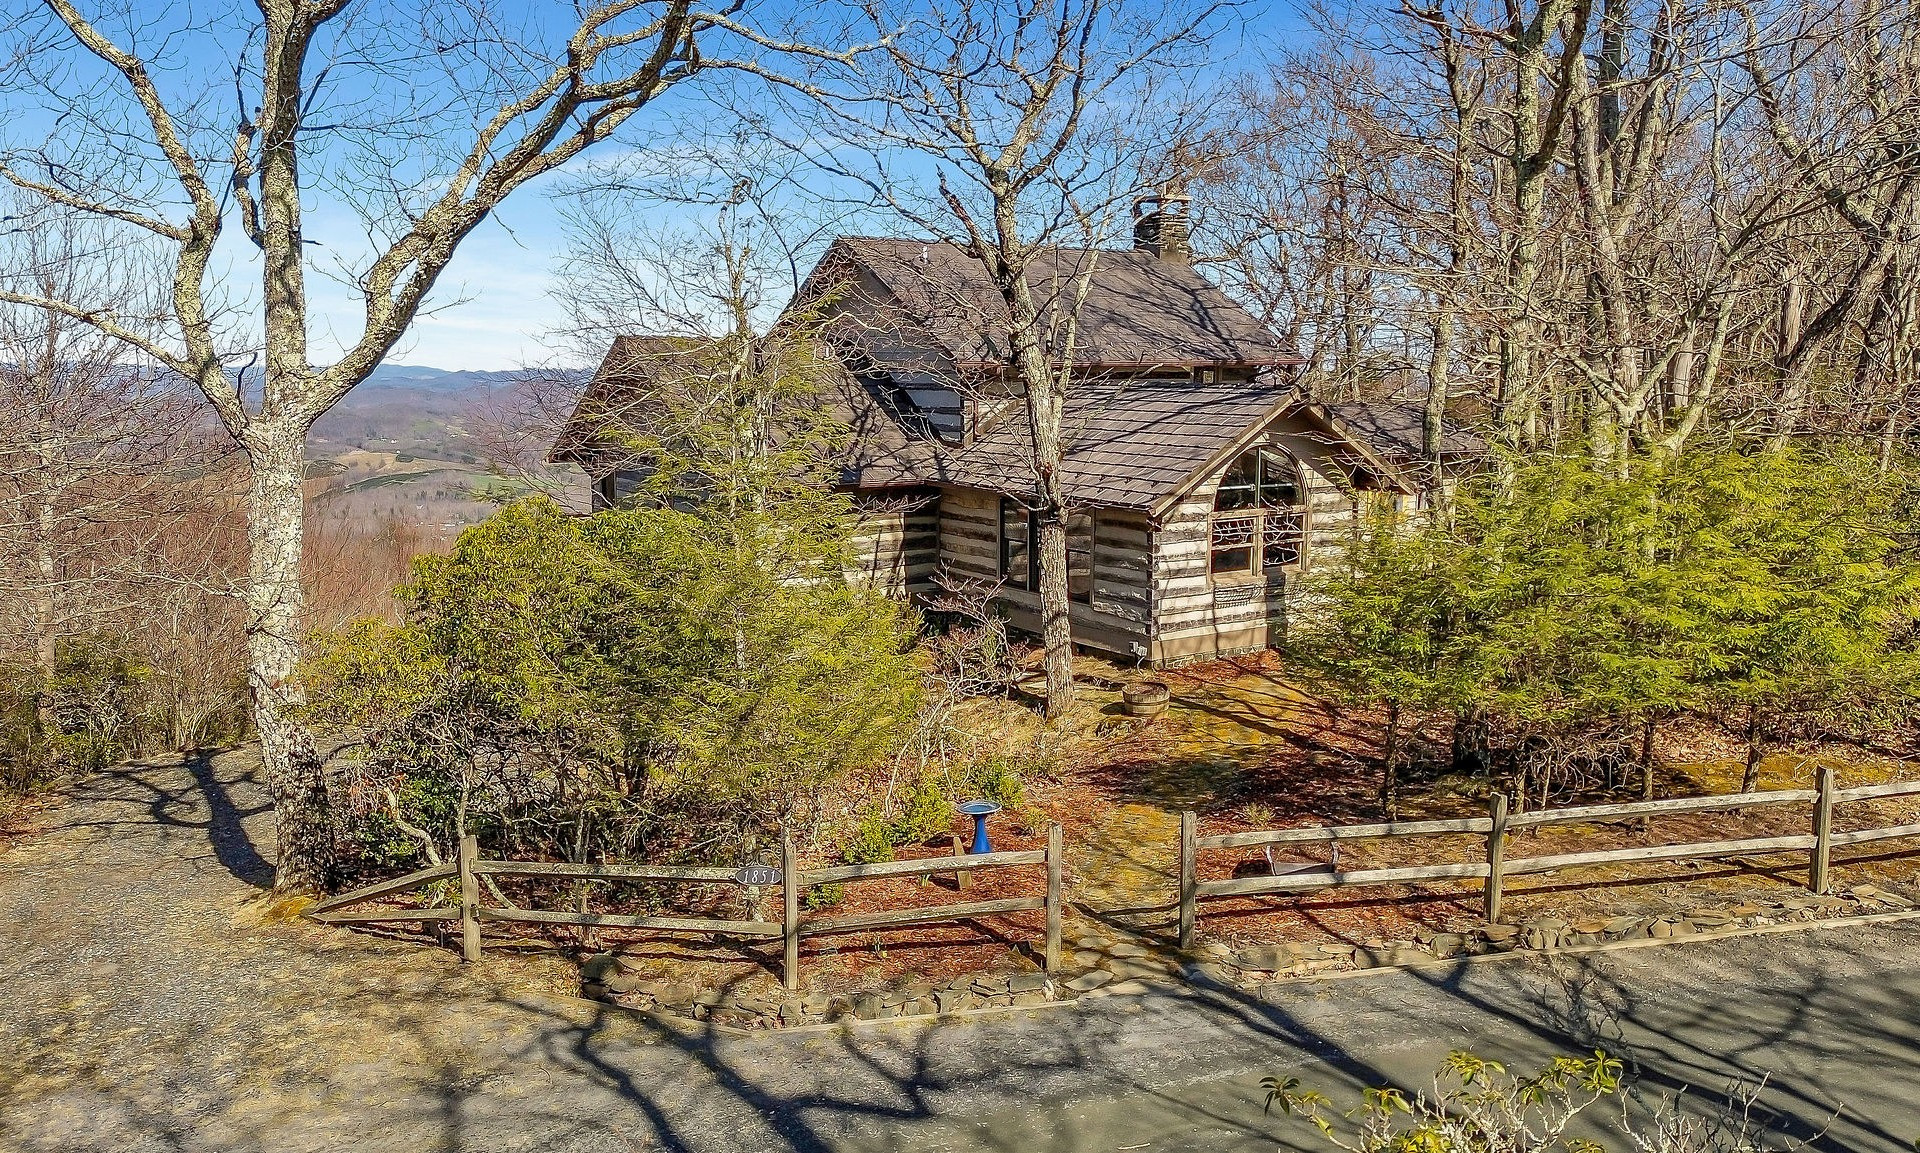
(813, 237, 1298, 370)
(553, 334, 957, 488)
(549, 335, 701, 463)
(850, 379, 1298, 511)
(1317, 402, 1489, 464)
(554, 337, 1460, 513)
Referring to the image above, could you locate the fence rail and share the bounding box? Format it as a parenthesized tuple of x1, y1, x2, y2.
(309, 824, 1063, 990)
(1178, 767, 1920, 947)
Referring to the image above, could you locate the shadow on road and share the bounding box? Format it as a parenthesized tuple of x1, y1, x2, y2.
(7, 749, 1917, 1153)
(372, 943, 1917, 1153)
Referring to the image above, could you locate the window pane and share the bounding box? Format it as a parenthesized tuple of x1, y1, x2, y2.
(1257, 449, 1301, 508)
(1007, 539, 1031, 587)
(1219, 453, 1257, 490)
(1215, 483, 1258, 510)
(1211, 514, 1257, 576)
(1001, 498, 1032, 588)
(1067, 512, 1095, 603)
(1262, 510, 1304, 568)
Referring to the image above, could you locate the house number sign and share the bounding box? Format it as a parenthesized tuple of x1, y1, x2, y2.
(733, 865, 782, 887)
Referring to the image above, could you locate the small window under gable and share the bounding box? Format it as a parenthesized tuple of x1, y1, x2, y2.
(1209, 447, 1307, 580)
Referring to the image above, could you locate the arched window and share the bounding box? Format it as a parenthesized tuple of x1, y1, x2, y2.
(1210, 447, 1307, 578)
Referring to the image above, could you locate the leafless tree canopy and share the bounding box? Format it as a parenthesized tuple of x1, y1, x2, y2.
(0, 201, 249, 779)
(1190, 0, 1920, 461)
(0, 0, 843, 891)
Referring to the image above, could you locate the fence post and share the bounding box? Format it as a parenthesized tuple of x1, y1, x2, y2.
(953, 834, 970, 892)
(1044, 823, 1063, 972)
(1811, 764, 1835, 895)
(1177, 810, 1197, 950)
(1483, 793, 1509, 924)
(782, 832, 800, 991)
(458, 833, 481, 963)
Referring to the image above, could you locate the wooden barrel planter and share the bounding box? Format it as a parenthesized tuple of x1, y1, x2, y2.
(1122, 680, 1171, 719)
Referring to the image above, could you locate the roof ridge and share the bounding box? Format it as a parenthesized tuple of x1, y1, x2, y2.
(839, 235, 1150, 258)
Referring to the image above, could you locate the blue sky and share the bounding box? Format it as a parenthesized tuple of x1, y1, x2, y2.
(4, 1, 1305, 372)
(316, 205, 568, 371)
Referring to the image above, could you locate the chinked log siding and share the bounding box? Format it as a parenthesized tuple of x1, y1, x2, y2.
(848, 493, 940, 596)
(932, 485, 1158, 660)
(1145, 419, 1362, 661)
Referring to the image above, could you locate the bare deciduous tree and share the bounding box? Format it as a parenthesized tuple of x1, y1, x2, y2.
(1194, 0, 1917, 467)
(781, 0, 1227, 717)
(0, 201, 240, 765)
(0, 0, 826, 891)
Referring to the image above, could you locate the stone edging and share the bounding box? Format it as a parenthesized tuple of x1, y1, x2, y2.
(578, 896, 1920, 1038)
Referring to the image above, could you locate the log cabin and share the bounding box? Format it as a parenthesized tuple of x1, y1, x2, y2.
(553, 195, 1482, 666)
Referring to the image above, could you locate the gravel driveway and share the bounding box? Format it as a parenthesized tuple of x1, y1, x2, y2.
(5, 749, 1920, 1153)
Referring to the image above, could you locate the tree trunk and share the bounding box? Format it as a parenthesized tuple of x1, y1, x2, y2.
(245, 427, 333, 892)
(1639, 714, 1656, 798)
(1011, 350, 1074, 719)
(1380, 701, 1401, 820)
(1034, 505, 1073, 717)
(1667, 324, 1695, 420)
(997, 219, 1076, 719)
(1740, 704, 1764, 793)
(1770, 270, 1807, 448)
(1451, 704, 1488, 776)
(1639, 714, 1657, 833)
(1498, 0, 1585, 449)
(32, 478, 58, 753)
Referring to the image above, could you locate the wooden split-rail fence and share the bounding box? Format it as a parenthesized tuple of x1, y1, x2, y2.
(1178, 767, 1920, 947)
(308, 824, 1064, 990)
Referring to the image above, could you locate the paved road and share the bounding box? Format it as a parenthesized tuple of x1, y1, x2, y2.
(4, 752, 1919, 1152)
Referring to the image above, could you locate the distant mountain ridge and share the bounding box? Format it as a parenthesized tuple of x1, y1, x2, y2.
(356, 364, 587, 393)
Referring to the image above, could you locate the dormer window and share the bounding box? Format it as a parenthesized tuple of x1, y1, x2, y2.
(1210, 447, 1307, 580)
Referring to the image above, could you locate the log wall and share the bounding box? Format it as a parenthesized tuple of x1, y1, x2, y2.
(937, 484, 1156, 662)
(848, 491, 940, 596)
(918, 414, 1384, 665)
(1149, 415, 1359, 664)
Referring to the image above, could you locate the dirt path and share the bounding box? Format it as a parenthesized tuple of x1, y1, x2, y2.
(0, 750, 602, 1151)
(1070, 802, 1180, 927)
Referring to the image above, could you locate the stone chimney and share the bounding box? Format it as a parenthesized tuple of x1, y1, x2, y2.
(1133, 190, 1191, 263)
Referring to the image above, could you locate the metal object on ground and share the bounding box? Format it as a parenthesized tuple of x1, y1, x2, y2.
(957, 800, 1002, 854)
(1264, 842, 1338, 877)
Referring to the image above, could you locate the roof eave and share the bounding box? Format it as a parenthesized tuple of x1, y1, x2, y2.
(1294, 402, 1424, 495)
(1143, 392, 1305, 521)
(951, 355, 1304, 372)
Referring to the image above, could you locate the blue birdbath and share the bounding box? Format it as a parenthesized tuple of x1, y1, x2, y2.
(956, 800, 1002, 854)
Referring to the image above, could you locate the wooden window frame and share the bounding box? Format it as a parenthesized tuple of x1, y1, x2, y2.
(1208, 447, 1309, 585)
(1067, 511, 1095, 605)
(999, 497, 1039, 592)
(1001, 500, 1100, 601)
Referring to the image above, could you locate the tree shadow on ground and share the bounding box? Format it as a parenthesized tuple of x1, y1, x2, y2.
(8, 912, 1917, 1151)
(9, 751, 1918, 1153)
(397, 938, 1920, 1153)
(51, 750, 272, 888)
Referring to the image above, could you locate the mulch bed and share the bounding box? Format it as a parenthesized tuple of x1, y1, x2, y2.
(332, 650, 1920, 995)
